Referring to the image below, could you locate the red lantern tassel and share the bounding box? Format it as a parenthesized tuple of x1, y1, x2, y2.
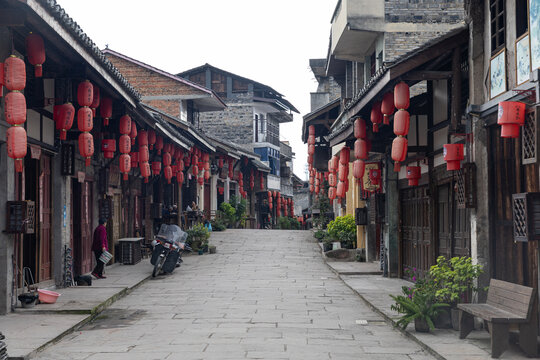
(15, 159, 23, 173)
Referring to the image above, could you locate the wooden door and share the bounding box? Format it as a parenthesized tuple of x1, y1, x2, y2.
(75, 181, 93, 274)
(437, 184, 451, 259)
(401, 186, 432, 278)
(204, 182, 211, 218)
(453, 206, 470, 257)
(39, 155, 52, 281)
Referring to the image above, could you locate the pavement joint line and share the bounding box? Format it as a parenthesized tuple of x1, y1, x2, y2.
(21, 272, 152, 360)
(314, 236, 447, 360)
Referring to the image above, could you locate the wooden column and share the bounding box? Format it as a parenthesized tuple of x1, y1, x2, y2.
(451, 47, 462, 132)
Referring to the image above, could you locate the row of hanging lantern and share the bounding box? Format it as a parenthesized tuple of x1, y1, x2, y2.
(336, 147, 350, 199)
(353, 118, 367, 180)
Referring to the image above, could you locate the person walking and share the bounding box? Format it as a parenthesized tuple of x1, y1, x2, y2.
(91, 218, 109, 279)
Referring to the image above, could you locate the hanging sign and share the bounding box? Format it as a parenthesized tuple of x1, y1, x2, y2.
(361, 162, 381, 194)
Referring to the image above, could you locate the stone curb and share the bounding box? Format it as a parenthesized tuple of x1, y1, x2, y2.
(15, 274, 151, 360)
(315, 238, 447, 360)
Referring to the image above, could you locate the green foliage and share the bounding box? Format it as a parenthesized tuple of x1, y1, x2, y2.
(327, 215, 356, 248)
(314, 229, 327, 241)
(219, 202, 236, 227)
(289, 217, 300, 230)
(210, 219, 226, 232)
(390, 289, 449, 331)
(313, 183, 331, 229)
(186, 223, 210, 250)
(429, 256, 486, 306)
(225, 195, 247, 228)
(278, 217, 291, 229)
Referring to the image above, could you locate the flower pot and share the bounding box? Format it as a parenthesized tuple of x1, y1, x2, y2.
(434, 308, 452, 329)
(451, 308, 460, 331)
(209, 245, 216, 254)
(198, 249, 204, 255)
(414, 318, 430, 332)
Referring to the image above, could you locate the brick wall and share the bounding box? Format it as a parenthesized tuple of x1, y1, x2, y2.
(385, 31, 447, 62)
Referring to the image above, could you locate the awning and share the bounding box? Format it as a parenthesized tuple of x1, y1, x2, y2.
(155, 122, 191, 150)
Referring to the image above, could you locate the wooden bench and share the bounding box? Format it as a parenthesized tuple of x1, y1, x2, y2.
(458, 278, 537, 358)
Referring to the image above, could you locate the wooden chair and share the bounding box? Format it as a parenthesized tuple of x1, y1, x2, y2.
(458, 278, 537, 358)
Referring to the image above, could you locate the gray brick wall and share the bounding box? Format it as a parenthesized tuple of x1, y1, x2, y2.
(385, 31, 447, 62)
(385, 0, 465, 23)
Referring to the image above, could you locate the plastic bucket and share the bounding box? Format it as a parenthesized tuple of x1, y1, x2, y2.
(37, 289, 61, 304)
(99, 250, 113, 264)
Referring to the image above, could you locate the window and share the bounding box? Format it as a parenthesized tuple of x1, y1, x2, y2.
(516, 0, 528, 37)
(490, 0, 506, 54)
(370, 51, 376, 77)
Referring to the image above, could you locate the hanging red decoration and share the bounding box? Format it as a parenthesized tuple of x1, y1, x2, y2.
(370, 101, 383, 132)
(406, 166, 421, 186)
(308, 144, 315, 156)
(443, 144, 464, 171)
(394, 82, 410, 110)
(192, 164, 199, 176)
(4, 56, 26, 91)
(176, 171, 184, 185)
(308, 154, 313, 164)
(369, 168, 381, 185)
(141, 162, 151, 183)
(6, 126, 27, 172)
(218, 187, 224, 195)
(331, 155, 339, 172)
(78, 132, 94, 166)
(77, 80, 93, 107)
(25, 33, 46, 77)
(309, 124, 315, 136)
(353, 160, 365, 179)
(184, 155, 191, 167)
(77, 107, 93, 132)
(178, 159, 185, 171)
(0, 63, 4, 97)
(90, 86, 100, 117)
(381, 92, 395, 125)
(340, 146, 350, 164)
(497, 101, 526, 138)
(100, 97, 112, 126)
(130, 151, 139, 168)
(218, 157, 224, 169)
(4, 91, 26, 125)
(163, 152, 172, 167)
(148, 129, 156, 150)
(354, 118, 366, 139)
(129, 122, 137, 145)
(328, 187, 336, 200)
(164, 166, 173, 184)
(204, 170, 210, 180)
(155, 136, 163, 154)
(328, 173, 337, 187)
(54, 103, 75, 140)
(393, 110, 410, 136)
(308, 135, 315, 145)
(354, 139, 368, 160)
(391, 136, 408, 172)
(197, 176, 204, 185)
(101, 139, 116, 159)
(336, 181, 345, 198)
(119, 115, 132, 135)
(119, 154, 131, 180)
(139, 145, 149, 163)
(338, 163, 348, 182)
(164, 143, 172, 155)
(118, 134, 131, 154)
(151, 161, 162, 175)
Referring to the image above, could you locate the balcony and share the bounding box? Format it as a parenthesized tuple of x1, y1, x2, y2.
(330, 0, 384, 61)
(280, 142, 293, 160)
(280, 183, 294, 197)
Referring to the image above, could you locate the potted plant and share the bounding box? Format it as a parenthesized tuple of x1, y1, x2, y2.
(326, 215, 356, 249)
(390, 286, 448, 332)
(429, 256, 486, 330)
(187, 224, 210, 251)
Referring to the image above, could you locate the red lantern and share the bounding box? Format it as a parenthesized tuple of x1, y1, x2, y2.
(406, 166, 421, 186)
(370, 101, 383, 132)
(140, 162, 151, 183)
(309, 125, 315, 136)
(90, 86, 100, 116)
(135, 131, 148, 148)
(4, 91, 26, 125)
(218, 187, 224, 195)
(308, 135, 315, 145)
(130, 151, 139, 168)
(393, 110, 410, 136)
(100, 97, 113, 126)
(353, 160, 365, 179)
(164, 166, 173, 184)
(164, 143, 172, 155)
(309, 184, 314, 193)
(119, 154, 131, 180)
(204, 162, 210, 171)
(6, 126, 27, 172)
(497, 101, 526, 138)
(381, 92, 395, 125)
(25, 33, 46, 77)
(0, 63, 4, 97)
(176, 171, 185, 185)
(184, 155, 191, 167)
(308, 144, 315, 156)
(139, 145, 149, 163)
(148, 129, 156, 149)
(152, 161, 162, 175)
(218, 157, 224, 169)
(354, 139, 368, 160)
(394, 82, 410, 110)
(4, 56, 25, 91)
(77, 80, 93, 107)
(339, 164, 349, 182)
(77, 107, 93, 132)
(119, 134, 131, 154)
(119, 115, 132, 135)
(192, 164, 199, 176)
(78, 132, 94, 166)
(197, 176, 204, 185)
(204, 170, 211, 180)
(443, 144, 464, 171)
(391, 136, 408, 172)
(369, 169, 381, 185)
(163, 152, 172, 167)
(130, 122, 137, 146)
(178, 159, 185, 171)
(340, 146, 350, 164)
(336, 181, 345, 198)
(329, 173, 337, 187)
(331, 155, 339, 173)
(354, 118, 366, 139)
(155, 136, 163, 154)
(54, 103, 75, 140)
(101, 139, 116, 159)
(328, 187, 336, 200)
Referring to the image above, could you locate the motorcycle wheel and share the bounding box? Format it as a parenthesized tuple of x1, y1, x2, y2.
(152, 255, 166, 277)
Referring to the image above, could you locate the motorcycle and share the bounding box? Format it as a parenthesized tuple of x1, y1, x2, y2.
(150, 224, 191, 277)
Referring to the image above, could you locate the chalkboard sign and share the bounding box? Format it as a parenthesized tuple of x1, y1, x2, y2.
(5, 201, 35, 234)
(61, 144, 75, 176)
(355, 207, 368, 225)
(99, 198, 112, 221)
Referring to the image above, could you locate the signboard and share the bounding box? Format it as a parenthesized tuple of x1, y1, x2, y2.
(361, 162, 381, 194)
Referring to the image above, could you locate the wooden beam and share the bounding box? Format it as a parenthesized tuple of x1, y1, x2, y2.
(451, 47, 462, 132)
(402, 71, 453, 81)
(0, 9, 25, 26)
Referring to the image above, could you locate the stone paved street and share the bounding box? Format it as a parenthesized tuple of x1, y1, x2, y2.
(33, 230, 433, 360)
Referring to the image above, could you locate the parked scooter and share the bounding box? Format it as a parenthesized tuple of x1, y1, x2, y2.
(150, 224, 191, 277)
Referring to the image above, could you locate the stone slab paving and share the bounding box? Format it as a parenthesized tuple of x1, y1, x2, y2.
(33, 230, 433, 359)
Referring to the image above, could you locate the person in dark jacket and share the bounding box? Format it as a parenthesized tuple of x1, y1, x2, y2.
(91, 218, 109, 279)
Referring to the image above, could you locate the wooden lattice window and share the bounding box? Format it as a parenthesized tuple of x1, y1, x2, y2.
(512, 192, 540, 242)
(522, 109, 538, 164)
(490, 0, 505, 54)
(456, 163, 477, 209)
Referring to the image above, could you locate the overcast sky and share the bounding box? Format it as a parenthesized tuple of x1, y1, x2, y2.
(57, 0, 336, 180)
